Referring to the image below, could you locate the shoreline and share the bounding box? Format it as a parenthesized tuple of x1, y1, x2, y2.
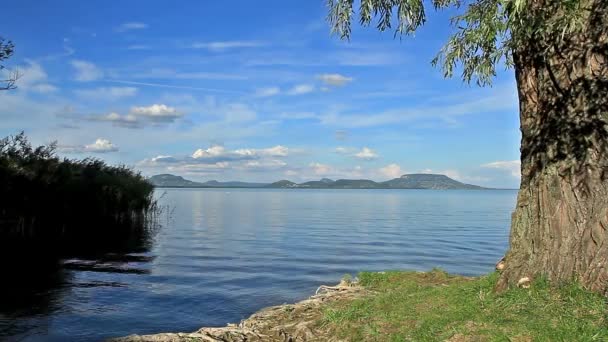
(109, 270, 608, 341)
(110, 278, 365, 342)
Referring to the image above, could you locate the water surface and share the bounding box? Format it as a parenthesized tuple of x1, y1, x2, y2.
(1, 188, 517, 341)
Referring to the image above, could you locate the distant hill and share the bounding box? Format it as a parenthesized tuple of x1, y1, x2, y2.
(149, 174, 267, 188)
(268, 174, 487, 190)
(267, 180, 298, 188)
(150, 173, 489, 190)
(149, 174, 206, 187)
(381, 174, 485, 190)
(201, 180, 267, 188)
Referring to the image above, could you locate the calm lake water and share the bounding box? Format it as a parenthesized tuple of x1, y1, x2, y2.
(1, 188, 518, 341)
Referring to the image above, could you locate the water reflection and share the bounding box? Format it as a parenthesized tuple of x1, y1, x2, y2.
(1, 188, 517, 341)
(0, 220, 160, 341)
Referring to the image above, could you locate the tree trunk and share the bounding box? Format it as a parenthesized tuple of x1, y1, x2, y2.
(496, 0, 608, 293)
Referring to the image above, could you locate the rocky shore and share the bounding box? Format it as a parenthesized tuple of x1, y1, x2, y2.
(110, 279, 365, 342)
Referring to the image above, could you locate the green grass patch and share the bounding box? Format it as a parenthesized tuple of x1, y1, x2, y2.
(322, 269, 608, 341)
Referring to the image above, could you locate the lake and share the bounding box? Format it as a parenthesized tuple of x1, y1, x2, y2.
(1, 188, 518, 341)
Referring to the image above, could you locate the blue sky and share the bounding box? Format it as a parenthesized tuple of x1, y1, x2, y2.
(0, 0, 521, 187)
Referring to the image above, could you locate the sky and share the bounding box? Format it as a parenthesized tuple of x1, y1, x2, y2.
(0, 0, 522, 188)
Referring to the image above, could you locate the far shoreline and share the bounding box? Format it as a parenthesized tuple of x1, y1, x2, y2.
(153, 186, 519, 190)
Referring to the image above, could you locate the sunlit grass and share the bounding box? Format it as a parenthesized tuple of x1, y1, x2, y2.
(323, 270, 608, 341)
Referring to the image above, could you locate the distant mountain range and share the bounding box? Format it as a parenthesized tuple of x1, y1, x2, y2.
(149, 174, 267, 188)
(149, 173, 489, 190)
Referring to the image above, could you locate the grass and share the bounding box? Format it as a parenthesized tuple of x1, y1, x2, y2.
(322, 269, 608, 341)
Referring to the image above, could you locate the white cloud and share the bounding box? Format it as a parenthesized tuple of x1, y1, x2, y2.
(71, 60, 103, 81)
(481, 160, 521, 177)
(310, 162, 332, 175)
(317, 73, 353, 87)
(167, 162, 230, 174)
(354, 147, 378, 160)
(131, 104, 182, 122)
(304, 163, 367, 180)
(284, 170, 298, 177)
(10, 61, 57, 93)
(192, 145, 227, 159)
(240, 159, 287, 170)
(335, 146, 378, 160)
(30, 84, 58, 93)
(258, 145, 289, 157)
(379, 164, 403, 179)
(192, 145, 289, 160)
(15, 62, 46, 86)
(254, 86, 280, 97)
(190, 41, 265, 51)
(287, 84, 314, 95)
(334, 146, 353, 154)
(96, 112, 140, 128)
(151, 155, 177, 163)
(116, 22, 148, 32)
(75, 87, 138, 100)
(85, 138, 119, 152)
(90, 105, 182, 129)
(140, 144, 290, 175)
(59, 138, 118, 153)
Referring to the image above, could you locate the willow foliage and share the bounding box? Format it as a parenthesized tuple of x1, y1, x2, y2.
(326, 0, 590, 85)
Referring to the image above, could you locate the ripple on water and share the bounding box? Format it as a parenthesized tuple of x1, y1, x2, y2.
(2, 188, 517, 341)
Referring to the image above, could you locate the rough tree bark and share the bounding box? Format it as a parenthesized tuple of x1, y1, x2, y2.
(496, 0, 608, 293)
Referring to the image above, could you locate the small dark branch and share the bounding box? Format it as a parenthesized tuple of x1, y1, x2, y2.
(552, 43, 574, 85)
(0, 69, 20, 90)
(545, 58, 567, 97)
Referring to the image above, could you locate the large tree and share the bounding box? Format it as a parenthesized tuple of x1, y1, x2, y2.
(327, 0, 608, 293)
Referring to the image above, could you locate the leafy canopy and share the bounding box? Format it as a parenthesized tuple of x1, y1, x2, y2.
(327, 0, 589, 86)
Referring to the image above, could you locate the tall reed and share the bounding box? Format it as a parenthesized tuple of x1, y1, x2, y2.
(0, 132, 157, 255)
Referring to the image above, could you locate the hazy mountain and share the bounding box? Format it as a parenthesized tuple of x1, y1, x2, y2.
(380, 174, 485, 190)
(149, 174, 206, 187)
(150, 173, 489, 189)
(267, 180, 298, 188)
(201, 180, 268, 188)
(268, 174, 487, 189)
(149, 174, 267, 188)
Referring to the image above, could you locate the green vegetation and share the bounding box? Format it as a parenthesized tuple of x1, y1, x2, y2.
(323, 270, 608, 341)
(0, 132, 156, 254)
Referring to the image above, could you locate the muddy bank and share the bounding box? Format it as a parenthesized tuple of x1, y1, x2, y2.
(110, 279, 366, 342)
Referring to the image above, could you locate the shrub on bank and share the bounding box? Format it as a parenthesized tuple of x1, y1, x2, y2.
(0, 132, 156, 253)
